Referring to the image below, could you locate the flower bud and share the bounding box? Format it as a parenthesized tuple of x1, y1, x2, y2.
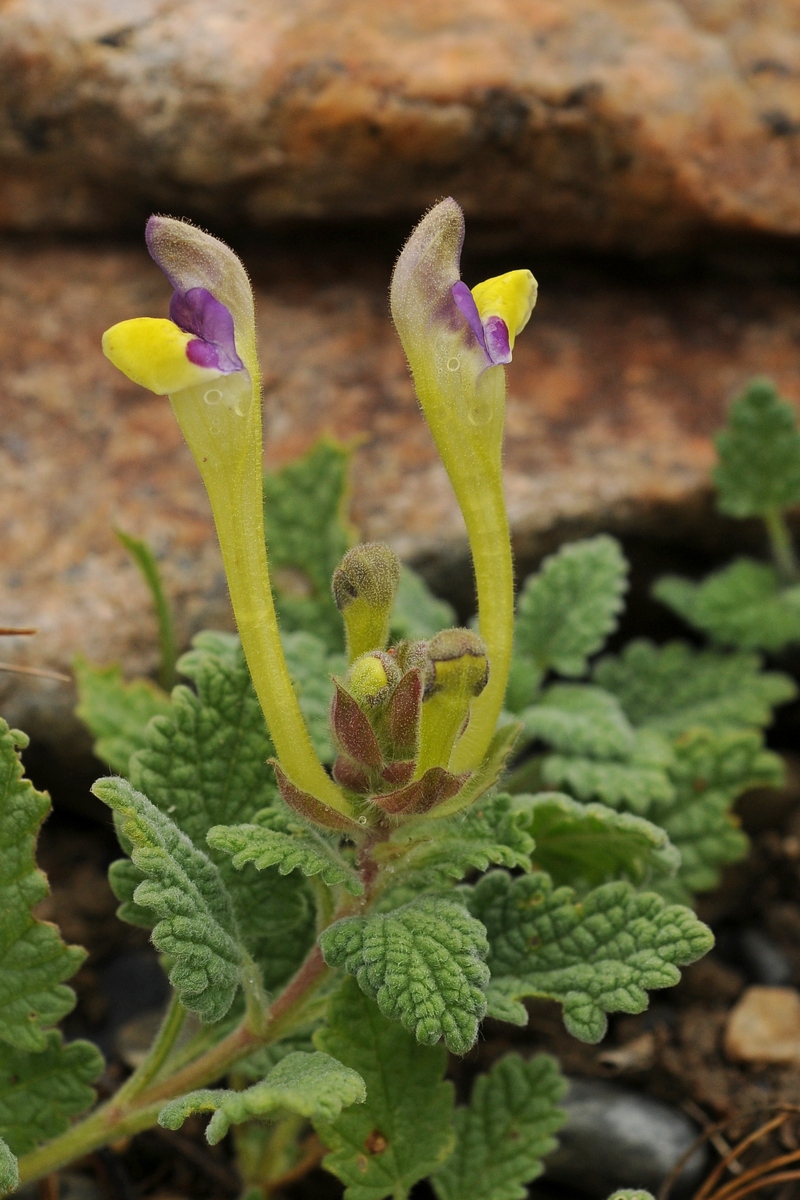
(346, 651, 400, 709)
(332, 543, 401, 662)
(415, 629, 489, 776)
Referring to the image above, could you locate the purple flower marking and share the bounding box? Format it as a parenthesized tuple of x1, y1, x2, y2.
(482, 315, 512, 365)
(451, 281, 487, 354)
(169, 287, 244, 374)
(451, 281, 510, 367)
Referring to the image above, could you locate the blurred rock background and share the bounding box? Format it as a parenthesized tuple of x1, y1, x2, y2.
(4, 0, 800, 753)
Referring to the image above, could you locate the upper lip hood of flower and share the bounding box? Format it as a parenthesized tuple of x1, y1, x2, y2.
(390, 196, 537, 374)
(102, 217, 260, 397)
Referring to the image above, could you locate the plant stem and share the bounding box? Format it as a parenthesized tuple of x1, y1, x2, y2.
(15, 944, 332, 1189)
(764, 506, 799, 582)
(168, 376, 351, 816)
(448, 463, 514, 773)
(112, 994, 186, 1104)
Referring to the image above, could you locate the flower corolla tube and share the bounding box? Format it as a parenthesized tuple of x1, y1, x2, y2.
(390, 198, 537, 772)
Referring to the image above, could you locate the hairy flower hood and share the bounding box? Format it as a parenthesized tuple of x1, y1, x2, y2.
(102, 217, 259, 403)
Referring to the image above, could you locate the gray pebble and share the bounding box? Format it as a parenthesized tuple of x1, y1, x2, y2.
(543, 1077, 708, 1197)
(738, 927, 793, 986)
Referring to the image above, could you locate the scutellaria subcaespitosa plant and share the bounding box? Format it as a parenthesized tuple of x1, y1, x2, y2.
(9, 199, 800, 1200)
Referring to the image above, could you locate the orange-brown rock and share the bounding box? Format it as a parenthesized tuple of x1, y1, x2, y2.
(2, 235, 800, 749)
(2, 0, 800, 250)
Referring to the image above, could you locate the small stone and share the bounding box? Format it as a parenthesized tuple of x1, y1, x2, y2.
(725, 985, 800, 1064)
(597, 1032, 657, 1073)
(543, 1077, 708, 1198)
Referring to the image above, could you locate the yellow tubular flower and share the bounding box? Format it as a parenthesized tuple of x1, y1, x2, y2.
(102, 217, 352, 818)
(390, 199, 537, 773)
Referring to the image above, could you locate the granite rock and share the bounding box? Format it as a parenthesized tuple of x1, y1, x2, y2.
(3, 0, 800, 250)
(2, 236, 800, 749)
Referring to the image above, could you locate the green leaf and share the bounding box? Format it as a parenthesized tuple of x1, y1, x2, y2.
(430, 1053, 566, 1200)
(654, 560, 800, 652)
(467, 871, 713, 1041)
(159, 1051, 365, 1145)
(282, 631, 346, 764)
(314, 977, 456, 1200)
(593, 639, 796, 736)
(135, 630, 277, 841)
(0, 721, 85, 1051)
(390, 567, 457, 641)
(73, 656, 171, 775)
(713, 378, 800, 518)
(0, 1138, 18, 1195)
(516, 793, 680, 889)
(320, 896, 490, 1054)
(107, 857, 155, 927)
(129, 630, 316, 990)
(207, 807, 363, 896)
(115, 528, 178, 690)
(513, 537, 628, 696)
(541, 732, 676, 815)
(381, 792, 535, 883)
(652, 728, 782, 898)
(264, 439, 355, 650)
(92, 777, 245, 1022)
(0, 1031, 103, 1155)
(520, 685, 635, 759)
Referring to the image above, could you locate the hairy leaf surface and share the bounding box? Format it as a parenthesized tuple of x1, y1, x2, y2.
(542, 748, 681, 816)
(512, 537, 628, 702)
(516, 793, 679, 889)
(654, 561, 800, 652)
(594, 640, 795, 735)
(160, 1051, 365, 1144)
(0, 722, 85, 1051)
(208, 807, 363, 896)
(467, 871, 713, 1041)
(74, 657, 171, 774)
(107, 857, 156, 927)
(520, 686, 635, 759)
(0, 1138, 17, 1194)
(713, 378, 800, 517)
(93, 777, 244, 1022)
(128, 631, 316, 988)
(315, 978, 455, 1200)
(320, 896, 490, 1053)
(382, 793, 535, 882)
(0, 1031, 103, 1155)
(651, 729, 782, 898)
(431, 1053, 566, 1200)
